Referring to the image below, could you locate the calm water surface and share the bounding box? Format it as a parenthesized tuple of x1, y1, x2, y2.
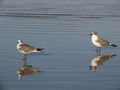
(0, 0, 120, 90)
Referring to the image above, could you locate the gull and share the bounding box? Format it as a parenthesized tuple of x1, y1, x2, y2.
(90, 32, 117, 51)
(17, 40, 44, 60)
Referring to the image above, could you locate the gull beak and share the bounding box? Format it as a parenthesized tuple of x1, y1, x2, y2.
(89, 33, 92, 36)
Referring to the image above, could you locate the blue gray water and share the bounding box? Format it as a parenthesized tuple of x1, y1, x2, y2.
(0, 0, 120, 90)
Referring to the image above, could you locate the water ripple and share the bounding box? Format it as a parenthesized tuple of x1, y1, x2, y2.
(1, 12, 120, 19)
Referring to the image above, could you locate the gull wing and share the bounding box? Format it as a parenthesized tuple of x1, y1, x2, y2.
(19, 44, 35, 52)
(97, 37, 110, 46)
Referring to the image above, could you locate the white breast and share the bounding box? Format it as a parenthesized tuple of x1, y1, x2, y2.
(17, 43, 25, 54)
(91, 35, 102, 47)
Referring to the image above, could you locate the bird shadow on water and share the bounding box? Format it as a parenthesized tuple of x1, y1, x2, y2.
(17, 59, 41, 80)
(20, 51, 52, 60)
(30, 52, 52, 56)
(89, 50, 117, 72)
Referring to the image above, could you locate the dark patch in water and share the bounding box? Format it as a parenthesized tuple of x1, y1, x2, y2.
(0, 13, 75, 18)
(0, 12, 120, 19)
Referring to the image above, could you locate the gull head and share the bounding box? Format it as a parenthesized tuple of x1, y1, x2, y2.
(17, 40, 23, 44)
(90, 32, 97, 36)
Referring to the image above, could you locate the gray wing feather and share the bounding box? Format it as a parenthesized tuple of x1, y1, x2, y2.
(97, 37, 110, 46)
(20, 44, 35, 52)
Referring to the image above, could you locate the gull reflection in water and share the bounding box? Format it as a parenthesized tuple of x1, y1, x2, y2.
(89, 54, 116, 72)
(17, 60, 40, 80)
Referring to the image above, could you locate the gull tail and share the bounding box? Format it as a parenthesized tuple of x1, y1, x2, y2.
(111, 54, 117, 57)
(110, 44, 117, 47)
(36, 48, 45, 52)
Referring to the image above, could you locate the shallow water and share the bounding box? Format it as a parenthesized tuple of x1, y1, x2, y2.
(0, 0, 120, 90)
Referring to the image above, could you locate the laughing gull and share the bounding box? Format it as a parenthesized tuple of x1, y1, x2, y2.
(17, 40, 44, 60)
(90, 32, 117, 51)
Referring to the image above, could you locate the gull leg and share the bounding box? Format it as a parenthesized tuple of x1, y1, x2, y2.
(96, 47, 101, 56)
(25, 54, 27, 60)
(23, 59, 27, 66)
(23, 54, 27, 60)
(23, 54, 25, 60)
